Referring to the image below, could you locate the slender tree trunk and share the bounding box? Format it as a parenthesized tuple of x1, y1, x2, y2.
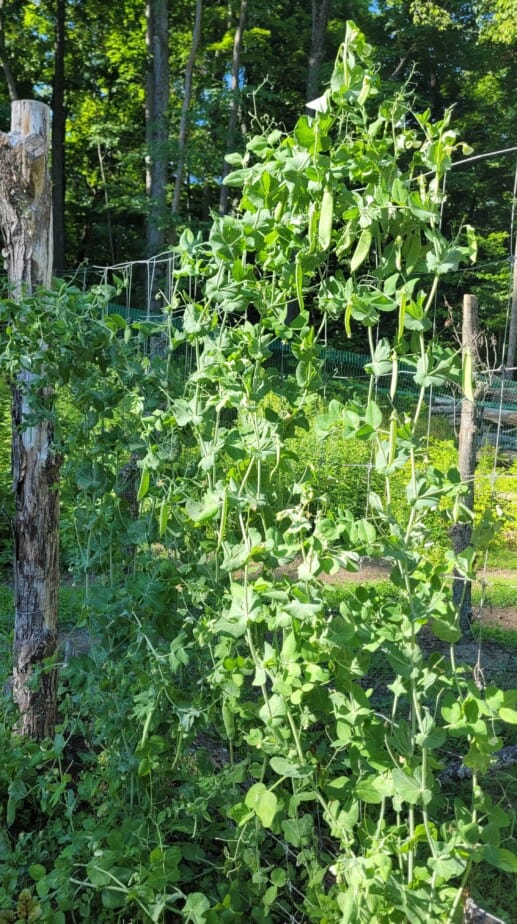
(97, 142, 116, 264)
(451, 294, 479, 634)
(219, 0, 247, 216)
(52, 0, 66, 275)
(145, 0, 169, 257)
(306, 0, 330, 103)
(504, 234, 517, 379)
(0, 0, 18, 101)
(0, 100, 61, 738)
(172, 0, 202, 218)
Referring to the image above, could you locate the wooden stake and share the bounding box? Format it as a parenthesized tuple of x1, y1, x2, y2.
(504, 234, 517, 379)
(0, 100, 60, 738)
(451, 294, 479, 634)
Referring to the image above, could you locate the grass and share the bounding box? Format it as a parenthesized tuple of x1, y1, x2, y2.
(475, 622, 517, 649)
(472, 575, 517, 609)
(0, 583, 86, 688)
(0, 582, 84, 623)
(486, 546, 517, 570)
(324, 575, 516, 615)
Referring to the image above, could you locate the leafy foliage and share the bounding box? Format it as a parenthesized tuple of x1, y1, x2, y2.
(0, 0, 514, 357)
(0, 22, 516, 924)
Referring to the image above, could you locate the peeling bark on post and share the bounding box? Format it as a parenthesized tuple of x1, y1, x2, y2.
(504, 234, 517, 380)
(0, 100, 60, 738)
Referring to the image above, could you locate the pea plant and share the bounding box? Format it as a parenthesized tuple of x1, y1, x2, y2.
(132, 23, 516, 922)
(1, 22, 516, 924)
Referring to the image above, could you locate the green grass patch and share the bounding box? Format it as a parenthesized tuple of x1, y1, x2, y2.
(486, 547, 517, 570)
(0, 584, 85, 625)
(472, 576, 517, 609)
(325, 575, 516, 616)
(475, 623, 517, 647)
(321, 579, 394, 608)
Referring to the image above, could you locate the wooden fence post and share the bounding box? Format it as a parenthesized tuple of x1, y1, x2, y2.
(0, 100, 61, 738)
(451, 294, 479, 634)
(504, 233, 517, 379)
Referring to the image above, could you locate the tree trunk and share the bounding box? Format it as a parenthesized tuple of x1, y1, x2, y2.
(172, 0, 202, 219)
(52, 0, 66, 275)
(145, 0, 169, 257)
(450, 294, 479, 634)
(0, 0, 19, 102)
(219, 0, 247, 216)
(97, 142, 116, 264)
(0, 100, 61, 739)
(306, 0, 330, 104)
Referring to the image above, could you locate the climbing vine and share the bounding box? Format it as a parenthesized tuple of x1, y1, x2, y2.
(124, 22, 516, 922)
(0, 22, 515, 924)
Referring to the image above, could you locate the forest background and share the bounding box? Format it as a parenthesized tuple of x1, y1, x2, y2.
(0, 0, 515, 353)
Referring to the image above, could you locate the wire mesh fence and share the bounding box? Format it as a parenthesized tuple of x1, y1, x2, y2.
(105, 297, 517, 455)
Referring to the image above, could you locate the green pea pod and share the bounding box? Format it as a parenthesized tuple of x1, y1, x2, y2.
(222, 698, 235, 740)
(345, 301, 352, 338)
(388, 413, 398, 465)
(137, 467, 150, 502)
(318, 187, 333, 251)
(308, 202, 318, 252)
(295, 256, 304, 310)
(158, 497, 169, 537)
(397, 291, 406, 341)
(390, 356, 399, 401)
(350, 227, 372, 273)
(274, 198, 285, 222)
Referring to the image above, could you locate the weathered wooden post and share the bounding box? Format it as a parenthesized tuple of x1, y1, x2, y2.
(0, 100, 61, 738)
(451, 293, 479, 634)
(504, 234, 517, 380)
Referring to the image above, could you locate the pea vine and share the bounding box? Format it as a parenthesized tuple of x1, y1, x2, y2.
(1, 21, 516, 924)
(132, 23, 515, 922)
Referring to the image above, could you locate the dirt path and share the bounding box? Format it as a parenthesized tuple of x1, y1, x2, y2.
(475, 604, 516, 632)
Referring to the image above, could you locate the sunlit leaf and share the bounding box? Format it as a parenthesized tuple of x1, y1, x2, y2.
(245, 783, 278, 828)
(482, 845, 517, 874)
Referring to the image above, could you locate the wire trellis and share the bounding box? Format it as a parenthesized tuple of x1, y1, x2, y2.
(75, 184, 517, 684)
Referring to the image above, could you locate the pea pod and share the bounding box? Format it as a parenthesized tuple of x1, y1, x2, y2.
(318, 187, 334, 251)
(222, 698, 235, 740)
(295, 256, 304, 310)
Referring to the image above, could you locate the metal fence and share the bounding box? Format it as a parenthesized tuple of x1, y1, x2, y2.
(108, 302, 517, 454)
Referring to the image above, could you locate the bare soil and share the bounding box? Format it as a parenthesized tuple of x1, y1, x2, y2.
(476, 605, 516, 632)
